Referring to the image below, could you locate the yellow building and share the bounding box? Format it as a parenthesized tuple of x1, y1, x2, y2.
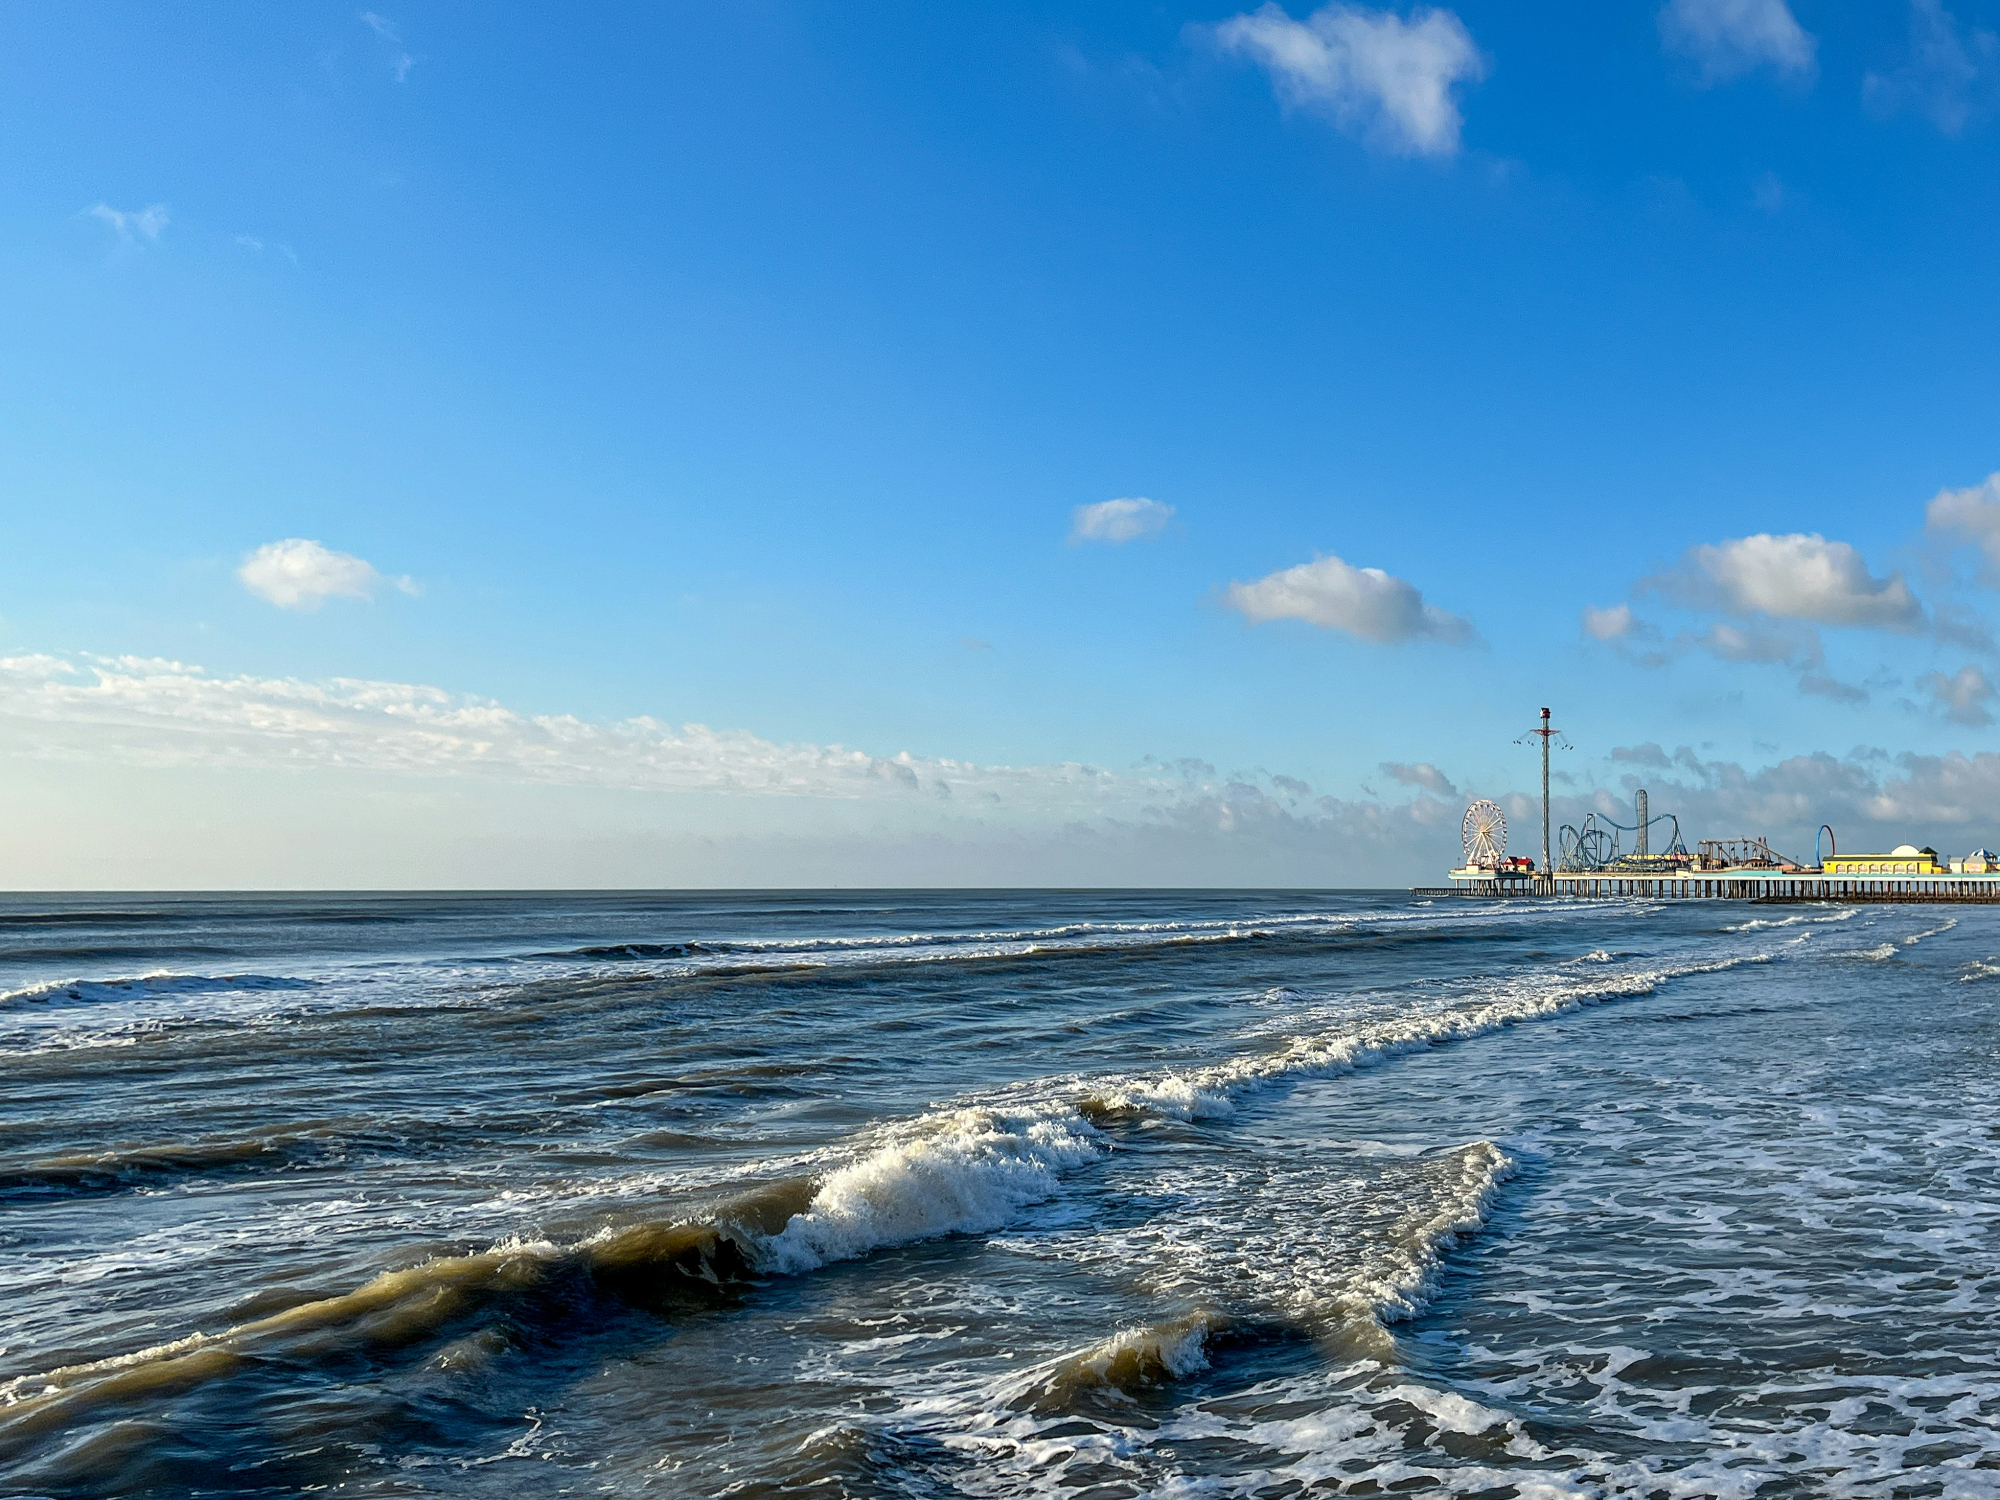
(1823, 843, 1944, 875)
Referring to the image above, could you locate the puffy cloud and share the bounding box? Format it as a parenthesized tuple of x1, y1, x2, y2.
(1657, 532, 1924, 630)
(1920, 665, 1996, 726)
(1863, 0, 1995, 135)
(1925, 471, 2000, 563)
(1581, 604, 1636, 640)
(1381, 761, 1457, 795)
(237, 539, 412, 609)
(1070, 497, 1175, 544)
(1225, 553, 1475, 644)
(87, 203, 169, 242)
(1659, 0, 1816, 82)
(1866, 750, 2000, 825)
(1208, 2, 1486, 157)
(1584, 745, 2000, 857)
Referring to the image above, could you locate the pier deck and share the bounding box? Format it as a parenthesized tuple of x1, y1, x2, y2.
(1412, 874, 2000, 903)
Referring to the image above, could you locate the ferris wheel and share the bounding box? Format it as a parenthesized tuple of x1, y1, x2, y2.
(1462, 799, 1506, 867)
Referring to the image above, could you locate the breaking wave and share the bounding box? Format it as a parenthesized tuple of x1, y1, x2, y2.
(0, 936, 1741, 1448)
(959, 1140, 1516, 1425)
(513, 906, 1578, 980)
(761, 1106, 1104, 1274)
(1080, 952, 1771, 1122)
(0, 972, 315, 1009)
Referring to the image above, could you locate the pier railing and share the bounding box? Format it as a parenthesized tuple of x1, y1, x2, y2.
(1412, 874, 2000, 903)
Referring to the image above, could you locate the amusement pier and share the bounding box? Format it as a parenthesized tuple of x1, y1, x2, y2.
(1414, 708, 2000, 905)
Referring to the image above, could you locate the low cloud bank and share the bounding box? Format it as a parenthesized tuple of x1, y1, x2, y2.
(1587, 743, 2000, 859)
(11, 654, 2000, 886)
(0, 653, 1468, 884)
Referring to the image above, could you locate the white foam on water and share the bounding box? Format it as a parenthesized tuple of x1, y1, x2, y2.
(1088, 951, 1770, 1121)
(758, 1106, 1106, 1274)
(1903, 915, 1958, 945)
(0, 897, 1615, 1053)
(1842, 942, 1901, 962)
(850, 1140, 1523, 1497)
(1724, 913, 1810, 932)
(744, 939, 1754, 1279)
(0, 971, 315, 1008)
(1, 903, 1793, 1474)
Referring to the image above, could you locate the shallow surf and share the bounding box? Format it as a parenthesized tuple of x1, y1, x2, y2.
(4, 889, 1997, 1497)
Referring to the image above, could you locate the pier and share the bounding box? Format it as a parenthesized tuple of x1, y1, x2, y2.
(1412, 873, 2000, 904)
(1430, 706, 2000, 905)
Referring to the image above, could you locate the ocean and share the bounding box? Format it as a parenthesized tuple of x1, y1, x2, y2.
(2, 889, 1997, 1498)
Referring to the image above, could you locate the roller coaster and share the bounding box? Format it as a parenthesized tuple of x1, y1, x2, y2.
(1557, 808, 1692, 874)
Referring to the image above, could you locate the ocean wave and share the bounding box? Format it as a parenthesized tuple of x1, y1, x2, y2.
(1016, 1309, 1228, 1408)
(512, 904, 1592, 979)
(0, 938, 1730, 1439)
(0, 1180, 816, 1444)
(1839, 943, 1900, 962)
(761, 1106, 1104, 1274)
(0, 1106, 1104, 1431)
(528, 941, 732, 961)
(0, 972, 316, 1009)
(920, 1140, 1516, 1439)
(1079, 952, 1770, 1122)
(0, 911, 185, 928)
(0, 1125, 389, 1201)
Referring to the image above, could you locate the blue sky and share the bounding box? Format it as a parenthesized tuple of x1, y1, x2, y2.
(5, 0, 2000, 886)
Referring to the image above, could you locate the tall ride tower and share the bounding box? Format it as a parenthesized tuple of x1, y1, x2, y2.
(1517, 707, 1567, 874)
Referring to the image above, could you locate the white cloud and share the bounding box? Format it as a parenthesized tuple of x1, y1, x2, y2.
(361, 11, 415, 82)
(1798, 670, 1870, 704)
(1208, 1, 1486, 157)
(1698, 620, 1817, 664)
(1661, 532, 1924, 630)
(1864, 0, 1996, 135)
(0, 653, 1476, 887)
(1581, 604, 1636, 640)
(1920, 665, 1996, 726)
(88, 203, 169, 242)
(23, 651, 2000, 887)
(1070, 497, 1175, 544)
(1381, 760, 1457, 795)
(1600, 742, 2000, 850)
(1659, 0, 1816, 83)
(0, 654, 1115, 806)
(1224, 553, 1476, 644)
(1925, 471, 2000, 562)
(237, 539, 411, 610)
